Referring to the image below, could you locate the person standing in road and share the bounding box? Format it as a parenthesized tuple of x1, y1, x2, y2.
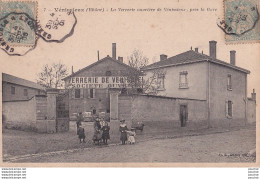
(77, 123, 86, 143)
(93, 118, 102, 145)
(101, 121, 110, 145)
(119, 119, 128, 145)
(127, 128, 136, 144)
(76, 112, 83, 135)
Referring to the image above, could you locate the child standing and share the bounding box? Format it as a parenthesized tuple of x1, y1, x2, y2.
(127, 128, 136, 144)
(101, 122, 110, 145)
(77, 124, 86, 143)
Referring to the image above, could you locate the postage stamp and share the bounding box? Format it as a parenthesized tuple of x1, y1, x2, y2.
(0, 1, 77, 56)
(218, 0, 260, 44)
(0, 1, 38, 55)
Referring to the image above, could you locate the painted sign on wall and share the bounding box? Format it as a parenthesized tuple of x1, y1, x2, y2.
(68, 76, 133, 88)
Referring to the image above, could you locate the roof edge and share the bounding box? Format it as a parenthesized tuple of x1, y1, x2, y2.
(62, 56, 141, 80)
(142, 58, 250, 74)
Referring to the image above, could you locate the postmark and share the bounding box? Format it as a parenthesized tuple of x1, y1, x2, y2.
(217, 0, 260, 44)
(36, 9, 77, 43)
(0, 1, 77, 56)
(0, 12, 38, 56)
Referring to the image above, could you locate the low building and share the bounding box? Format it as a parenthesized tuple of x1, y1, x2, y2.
(2, 73, 49, 131)
(2, 73, 69, 133)
(2, 73, 45, 102)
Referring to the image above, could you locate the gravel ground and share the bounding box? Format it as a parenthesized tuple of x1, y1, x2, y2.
(6, 126, 256, 163)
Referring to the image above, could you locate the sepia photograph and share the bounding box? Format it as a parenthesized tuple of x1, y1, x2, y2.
(0, 0, 259, 166)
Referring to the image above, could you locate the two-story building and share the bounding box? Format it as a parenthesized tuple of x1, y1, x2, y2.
(140, 41, 256, 128)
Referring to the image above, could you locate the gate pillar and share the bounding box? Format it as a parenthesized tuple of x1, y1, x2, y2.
(110, 90, 120, 120)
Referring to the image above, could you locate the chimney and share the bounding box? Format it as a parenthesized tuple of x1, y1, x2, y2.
(160, 54, 167, 61)
(209, 40, 217, 59)
(97, 50, 100, 61)
(112, 43, 116, 59)
(230, 50, 236, 65)
(251, 89, 256, 101)
(195, 48, 198, 52)
(71, 66, 74, 74)
(118, 56, 123, 63)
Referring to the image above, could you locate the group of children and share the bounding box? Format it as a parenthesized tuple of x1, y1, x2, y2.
(76, 115, 136, 145)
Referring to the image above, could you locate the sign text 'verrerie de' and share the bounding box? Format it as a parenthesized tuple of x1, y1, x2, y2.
(69, 76, 137, 88)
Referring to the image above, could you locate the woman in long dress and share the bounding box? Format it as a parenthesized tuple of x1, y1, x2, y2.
(119, 119, 128, 145)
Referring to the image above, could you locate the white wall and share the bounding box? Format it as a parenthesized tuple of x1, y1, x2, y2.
(3, 97, 37, 129)
(143, 62, 207, 100)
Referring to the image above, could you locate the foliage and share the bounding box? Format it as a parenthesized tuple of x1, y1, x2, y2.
(128, 49, 149, 70)
(36, 62, 68, 89)
(126, 49, 166, 95)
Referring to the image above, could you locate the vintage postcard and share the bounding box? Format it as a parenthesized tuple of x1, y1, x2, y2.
(0, 0, 259, 167)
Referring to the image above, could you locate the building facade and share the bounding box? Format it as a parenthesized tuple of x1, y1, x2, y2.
(2, 73, 46, 102)
(141, 41, 255, 128)
(63, 44, 141, 120)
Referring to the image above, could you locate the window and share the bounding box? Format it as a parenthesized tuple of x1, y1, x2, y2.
(179, 71, 188, 88)
(11, 86, 15, 94)
(227, 74, 232, 90)
(157, 74, 165, 90)
(137, 88, 143, 93)
(106, 71, 112, 76)
(226, 100, 233, 118)
(75, 89, 81, 98)
(121, 88, 127, 95)
(89, 89, 95, 98)
(38, 90, 41, 95)
(92, 109, 96, 115)
(24, 89, 28, 96)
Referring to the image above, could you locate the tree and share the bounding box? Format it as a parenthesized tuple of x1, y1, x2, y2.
(128, 49, 149, 70)
(36, 62, 68, 89)
(126, 49, 166, 95)
(142, 68, 167, 95)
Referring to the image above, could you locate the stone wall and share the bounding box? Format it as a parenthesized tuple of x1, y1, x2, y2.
(118, 94, 208, 132)
(3, 96, 38, 130)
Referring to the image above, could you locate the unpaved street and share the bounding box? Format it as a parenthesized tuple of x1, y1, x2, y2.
(14, 127, 255, 163)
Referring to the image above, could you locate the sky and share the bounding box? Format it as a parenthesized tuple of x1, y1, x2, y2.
(0, 0, 259, 117)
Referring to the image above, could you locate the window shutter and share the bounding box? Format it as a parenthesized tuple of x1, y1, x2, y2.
(93, 89, 96, 98)
(80, 88, 84, 98)
(72, 89, 75, 99)
(231, 101, 233, 117)
(84, 89, 88, 98)
(225, 100, 228, 117)
(88, 89, 90, 98)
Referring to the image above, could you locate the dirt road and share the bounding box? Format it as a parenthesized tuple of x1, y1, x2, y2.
(13, 127, 255, 163)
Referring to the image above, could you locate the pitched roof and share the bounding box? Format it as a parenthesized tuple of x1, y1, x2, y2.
(2, 73, 45, 90)
(142, 50, 250, 74)
(63, 56, 141, 80)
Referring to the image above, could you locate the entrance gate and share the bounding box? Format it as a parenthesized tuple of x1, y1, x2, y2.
(56, 91, 70, 132)
(180, 105, 188, 127)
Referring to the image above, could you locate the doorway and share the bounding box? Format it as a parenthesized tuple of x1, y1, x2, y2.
(180, 105, 188, 127)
